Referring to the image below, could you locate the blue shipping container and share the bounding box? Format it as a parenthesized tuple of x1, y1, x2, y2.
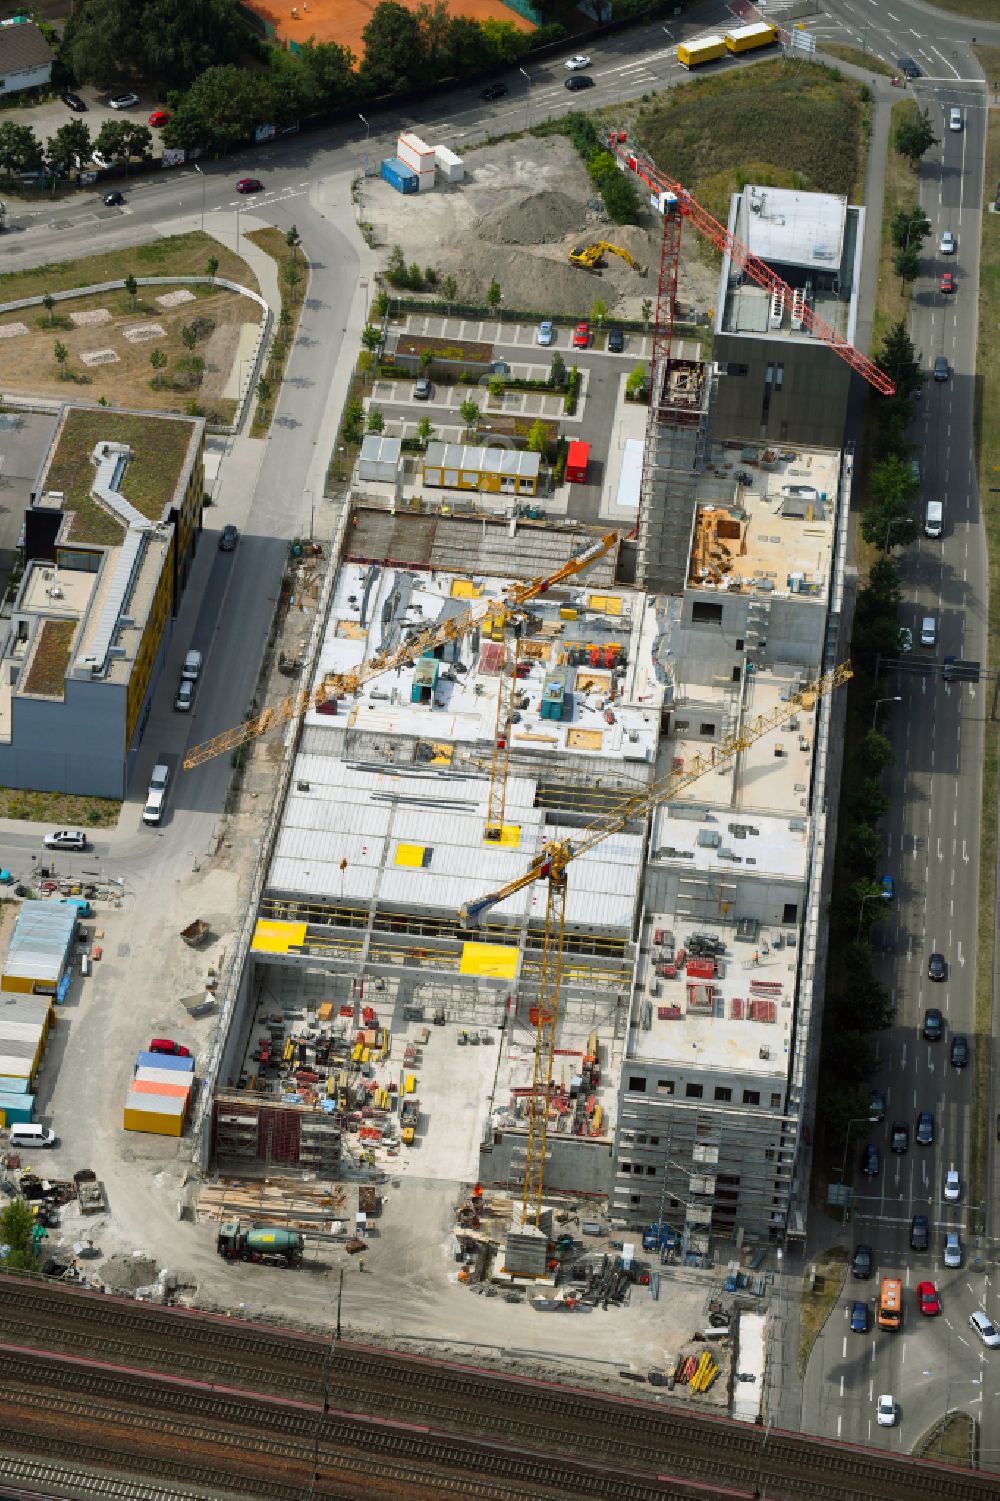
(135, 1050, 195, 1074)
(381, 157, 418, 194)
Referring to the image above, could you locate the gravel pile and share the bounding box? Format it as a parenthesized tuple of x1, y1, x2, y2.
(476, 190, 590, 246)
(101, 1252, 159, 1292)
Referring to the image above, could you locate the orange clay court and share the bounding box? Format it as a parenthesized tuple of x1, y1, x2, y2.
(244, 0, 534, 55)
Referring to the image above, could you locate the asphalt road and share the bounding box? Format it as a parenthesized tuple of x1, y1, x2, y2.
(799, 0, 997, 1456)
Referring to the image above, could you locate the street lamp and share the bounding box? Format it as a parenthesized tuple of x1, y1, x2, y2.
(519, 67, 530, 131)
(194, 163, 205, 231)
(839, 1116, 872, 1219)
(872, 694, 901, 729)
(857, 888, 891, 941)
(359, 113, 371, 177)
(883, 516, 907, 553)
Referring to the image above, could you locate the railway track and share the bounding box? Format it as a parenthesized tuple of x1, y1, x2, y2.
(0, 1275, 993, 1501)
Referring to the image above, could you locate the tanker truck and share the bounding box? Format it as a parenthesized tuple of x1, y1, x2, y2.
(216, 1219, 304, 1267)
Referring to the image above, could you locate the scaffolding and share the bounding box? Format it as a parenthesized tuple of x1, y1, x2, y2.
(637, 359, 715, 594)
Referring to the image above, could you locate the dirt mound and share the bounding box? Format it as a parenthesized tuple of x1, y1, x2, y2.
(476, 190, 589, 247)
(100, 1252, 160, 1292)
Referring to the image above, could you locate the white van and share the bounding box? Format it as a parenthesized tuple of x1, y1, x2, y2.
(9, 1123, 58, 1149)
(970, 1309, 1000, 1347)
(142, 763, 170, 825)
(182, 650, 203, 682)
(920, 616, 937, 647)
(924, 501, 943, 538)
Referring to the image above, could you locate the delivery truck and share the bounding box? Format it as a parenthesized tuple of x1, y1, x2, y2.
(677, 35, 726, 69)
(724, 22, 779, 55)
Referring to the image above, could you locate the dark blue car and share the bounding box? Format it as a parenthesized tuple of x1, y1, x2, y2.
(850, 1300, 869, 1334)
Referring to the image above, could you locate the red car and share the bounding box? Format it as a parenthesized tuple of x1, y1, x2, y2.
(236, 177, 263, 194)
(572, 322, 590, 348)
(149, 1038, 192, 1057)
(148, 110, 171, 127)
(940, 272, 956, 293)
(917, 1281, 941, 1316)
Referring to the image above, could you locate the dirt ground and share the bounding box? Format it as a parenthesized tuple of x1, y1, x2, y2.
(244, 0, 532, 54)
(0, 286, 259, 417)
(370, 134, 720, 320)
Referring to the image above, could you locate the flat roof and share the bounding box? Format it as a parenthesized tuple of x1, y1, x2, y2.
(306, 561, 661, 765)
(3, 903, 76, 986)
(423, 443, 541, 480)
(629, 910, 795, 1077)
(269, 759, 644, 930)
(740, 185, 846, 273)
(650, 803, 810, 883)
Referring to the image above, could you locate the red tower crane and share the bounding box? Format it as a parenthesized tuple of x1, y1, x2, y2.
(608, 132, 895, 399)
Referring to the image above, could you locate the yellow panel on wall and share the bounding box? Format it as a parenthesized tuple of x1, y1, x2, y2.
(459, 942, 518, 979)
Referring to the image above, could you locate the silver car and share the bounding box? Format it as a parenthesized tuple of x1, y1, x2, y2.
(174, 680, 194, 712)
(939, 230, 956, 254)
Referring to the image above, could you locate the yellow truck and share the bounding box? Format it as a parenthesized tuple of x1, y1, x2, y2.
(725, 21, 779, 54)
(677, 34, 726, 69)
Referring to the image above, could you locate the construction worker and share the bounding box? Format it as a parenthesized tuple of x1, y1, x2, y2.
(358, 1256, 366, 1273)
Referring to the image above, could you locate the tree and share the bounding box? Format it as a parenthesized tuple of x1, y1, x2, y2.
(890, 204, 931, 252)
(487, 279, 502, 312)
(367, 406, 385, 434)
(149, 347, 168, 387)
(286, 223, 301, 257)
(61, 0, 143, 88)
(416, 415, 435, 447)
(419, 348, 433, 371)
(141, 0, 244, 90)
(591, 297, 607, 327)
(53, 341, 69, 379)
(294, 38, 358, 113)
(871, 453, 918, 508)
(860, 500, 917, 550)
(600, 170, 641, 225)
(847, 823, 883, 874)
(548, 350, 566, 390)
(851, 778, 890, 825)
(0, 1198, 41, 1272)
(95, 119, 152, 166)
(124, 273, 138, 311)
(487, 374, 505, 401)
(866, 556, 902, 607)
(42, 293, 56, 326)
(876, 321, 923, 398)
(45, 120, 92, 175)
(459, 397, 480, 433)
(256, 375, 272, 408)
(206, 255, 219, 279)
(361, 324, 381, 353)
(180, 325, 197, 354)
(860, 728, 894, 777)
(441, 274, 457, 311)
(894, 108, 936, 165)
(893, 242, 921, 284)
(641, 298, 652, 329)
(0, 120, 43, 178)
(360, 1, 427, 96)
(286, 255, 301, 302)
(161, 65, 274, 154)
(527, 419, 549, 455)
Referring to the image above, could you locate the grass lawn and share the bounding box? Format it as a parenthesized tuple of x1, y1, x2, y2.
(916, 1410, 976, 1466)
(968, 65, 1000, 1229)
(246, 228, 308, 439)
(0, 231, 259, 304)
(631, 59, 865, 223)
(0, 787, 119, 827)
(821, 45, 895, 79)
(798, 1247, 849, 1376)
(870, 100, 922, 356)
(930, 0, 1000, 19)
(43, 407, 199, 545)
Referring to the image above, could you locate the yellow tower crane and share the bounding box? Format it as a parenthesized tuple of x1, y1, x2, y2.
(459, 662, 852, 1228)
(183, 527, 622, 846)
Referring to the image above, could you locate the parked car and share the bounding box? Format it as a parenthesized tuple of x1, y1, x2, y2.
(573, 322, 590, 348)
(565, 54, 592, 70)
(103, 191, 125, 206)
(916, 1111, 935, 1146)
(939, 230, 956, 255)
(62, 91, 87, 112)
(413, 377, 432, 400)
(890, 1122, 909, 1154)
(876, 1394, 898, 1427)
(898, 625, 913, 653)
(109, 92, 139, 109)
(481, 83, 508, 101)
(147, 110, 170, 127)
(219, 525, 238, 552)
(149, 1038, 191, 1057)
(236, 177, 263, 194)
(940, 271, 956, 294)
(537, 320, 555, 347)
(850, 1300, 869, 1334)
(565, 75, 595, 91)
(868, 1090, 886, 1123)
(881, 874, 894, 900)
(851, 1243, 872, 1280)
(174, 680, 194, 712)
(910, 1213, 929, 1250)
(950, 1034, 969, 1068)
(862, 1142, 880, 1177)
(944, 1166, 960, 1201)
(944, 1231, 962, 1268)
(970, 1310, 1000, 1348)
(607, 327, 625, 353)
(44, 829, 88, 851)
(917, 1282, 940, 1317)
(924, 1005, 943, 1037)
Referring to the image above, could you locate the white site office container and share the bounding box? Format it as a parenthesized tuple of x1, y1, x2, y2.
(397, 132, 435, 174)
(434, 146, 464, 184)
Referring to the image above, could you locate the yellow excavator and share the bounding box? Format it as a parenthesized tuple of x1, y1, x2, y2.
(568, 241, 641, 271)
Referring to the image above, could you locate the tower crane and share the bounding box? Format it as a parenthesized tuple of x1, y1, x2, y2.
(183, 531, 620, 778)
(459, 662, 852, 1228)
(607, 132, 895, 397)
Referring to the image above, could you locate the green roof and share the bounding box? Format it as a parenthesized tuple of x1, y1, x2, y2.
(23, 619, 75, 698)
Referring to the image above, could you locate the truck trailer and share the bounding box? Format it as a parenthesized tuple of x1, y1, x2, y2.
(217, 1219, 304, 1267)
(677, 35, 726, 69)
(725, 22, 779, 54)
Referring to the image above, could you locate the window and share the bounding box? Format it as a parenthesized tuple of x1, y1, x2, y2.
(628, 1075, 646, 1094)
(736, 639, 744, 650)
(685, 1082, 704, 1099)
(620, 1162, 632, 1174)
(630, 1194, 641, 1205)
(783, 903, 798, 924)
(770, 1093, 782, 1109)
(700, 722, 716, 737)
(674, 719, 689, 732)
(714, 1086, 732, 1102)
(743, 1089, 760, 1106)
(649, 1135, 660, 1146)
(636, 1133, 647, 1145)
(732, 667, 741, 683)
(646, 1165, 656, 1176)
(692, 601, 723, 625)
(726, 362, 749, 376)
(657, 1079, 674, 1096)
(775, 362, 784, 390)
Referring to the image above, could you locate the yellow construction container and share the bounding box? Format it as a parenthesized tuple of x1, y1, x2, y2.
(677, 34, 726, 67)
(123, 1088, 186, 1137)
(405, 1073, 416, 1094)
(402, 1126, 415, 1145)
(559, 607, 578, 620)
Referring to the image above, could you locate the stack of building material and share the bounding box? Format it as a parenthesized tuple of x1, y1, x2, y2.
(0, 995, 52, 1116)
(123, 1050, 194, 1136)
(397, 132, 435, 191)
